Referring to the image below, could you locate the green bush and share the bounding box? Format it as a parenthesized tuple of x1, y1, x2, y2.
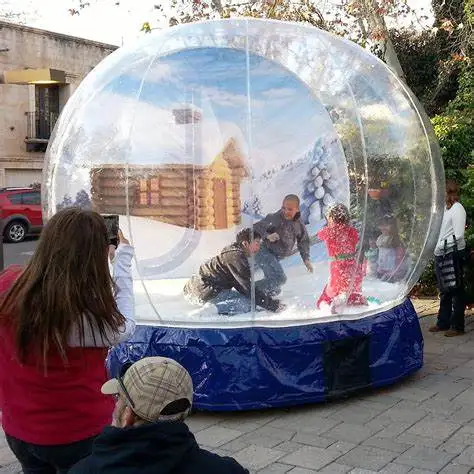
(414, 65, 474, 297)
(432, 114, 473, 176)
(431, 67, 474, 182)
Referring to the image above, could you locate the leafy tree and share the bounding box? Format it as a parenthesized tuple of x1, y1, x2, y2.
(389, 0, 472, 114)
(390, 29, 446, 112)
(432, 30, 473, 177)
(0, 2, 25, 22)
(68, 0, 424, 79)
(412, 0, 473, 297)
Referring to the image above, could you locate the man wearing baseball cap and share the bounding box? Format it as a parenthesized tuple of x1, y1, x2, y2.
(69, 357, 248, 474)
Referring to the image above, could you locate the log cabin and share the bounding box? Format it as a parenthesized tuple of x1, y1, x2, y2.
(90, 105, 248, 230)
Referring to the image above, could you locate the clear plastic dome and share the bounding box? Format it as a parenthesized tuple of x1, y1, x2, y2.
(44, 19, 444, 326)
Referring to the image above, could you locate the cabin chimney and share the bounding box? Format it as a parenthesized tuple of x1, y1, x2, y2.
(172, 105, 202, 125)
(171, 104, 203, 160)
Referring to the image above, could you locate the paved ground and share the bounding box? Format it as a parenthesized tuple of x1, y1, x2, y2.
(0, 306, 473, 473)
(414, 299, 441, 318)
(1, 238, 37, 269)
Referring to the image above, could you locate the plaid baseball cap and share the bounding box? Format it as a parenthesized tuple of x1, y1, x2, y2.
(101, 357, 193, 422)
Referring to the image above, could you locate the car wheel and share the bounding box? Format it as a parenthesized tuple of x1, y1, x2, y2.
(4, 221, 27, 243)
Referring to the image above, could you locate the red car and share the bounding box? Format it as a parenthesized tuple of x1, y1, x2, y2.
(0, 187, 43, 243)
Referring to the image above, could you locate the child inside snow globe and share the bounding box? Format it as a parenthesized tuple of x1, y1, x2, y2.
(316, 203, 368, 313)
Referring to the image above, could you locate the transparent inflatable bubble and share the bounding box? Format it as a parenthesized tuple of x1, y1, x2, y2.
(44, 19, 444, 326)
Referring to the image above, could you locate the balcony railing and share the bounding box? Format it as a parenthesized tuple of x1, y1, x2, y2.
(25, 111, 59, 142)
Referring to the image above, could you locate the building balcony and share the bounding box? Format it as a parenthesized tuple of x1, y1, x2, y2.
(25, 111, 59, 152)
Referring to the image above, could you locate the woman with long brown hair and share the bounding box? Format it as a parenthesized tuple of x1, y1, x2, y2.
(430, 179, 467, 337)
(0, 208, 135, 473)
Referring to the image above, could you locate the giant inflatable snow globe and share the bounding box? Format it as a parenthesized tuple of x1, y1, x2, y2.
(44, 19, 444, 410)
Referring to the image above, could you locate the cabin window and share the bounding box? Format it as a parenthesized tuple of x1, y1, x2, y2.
(137, 177, 160, 206)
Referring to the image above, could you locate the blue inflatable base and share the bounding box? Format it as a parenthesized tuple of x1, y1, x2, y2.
(107, 298, 423, 411)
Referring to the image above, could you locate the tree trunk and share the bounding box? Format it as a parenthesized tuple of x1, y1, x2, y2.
(211, 0, 224, 14)
(381, 37, 407, 82)
(361, 0, 406, 82)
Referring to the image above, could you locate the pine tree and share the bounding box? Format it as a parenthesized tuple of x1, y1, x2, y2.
(251, 195, 262, 216)
(74, 190, 92, 209)
(57, 194, 73, 211)
(300, 139, 336, 225)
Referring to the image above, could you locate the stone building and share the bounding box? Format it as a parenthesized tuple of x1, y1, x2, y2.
(0, 21, 117, 187)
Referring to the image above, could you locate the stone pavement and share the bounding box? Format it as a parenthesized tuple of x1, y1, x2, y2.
(1, 307, 474, 473)
(412, 298, 440, 318)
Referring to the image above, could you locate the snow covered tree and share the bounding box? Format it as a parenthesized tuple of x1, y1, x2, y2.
(57, 194, 73, 211)
(300, 140, 337, 225)
(250, 195, 263, 216)
(242, 194, 263, 217)
(74, 189, 92, 209)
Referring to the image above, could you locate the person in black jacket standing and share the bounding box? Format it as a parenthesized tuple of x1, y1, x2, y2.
(183, 228, 285, 315)
(68, 357, 249, 474)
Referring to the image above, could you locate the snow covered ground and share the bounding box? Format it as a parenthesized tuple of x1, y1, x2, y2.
(132, 266, 405, 328)
(119, 216, 407, 328)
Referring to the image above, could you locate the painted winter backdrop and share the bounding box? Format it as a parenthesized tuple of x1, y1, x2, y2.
(52, 45, 351, 262)
(51, 46, 348, 212)
(241, 136, 348, 226)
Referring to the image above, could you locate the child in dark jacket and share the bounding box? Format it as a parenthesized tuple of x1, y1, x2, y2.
(183, 228, 284, 315)
(316, 203, 367, 312)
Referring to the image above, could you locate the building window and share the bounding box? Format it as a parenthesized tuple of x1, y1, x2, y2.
(35, 85, 60, 139)
(26, 85, 60, 152)
(138, 178, 160, 206)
